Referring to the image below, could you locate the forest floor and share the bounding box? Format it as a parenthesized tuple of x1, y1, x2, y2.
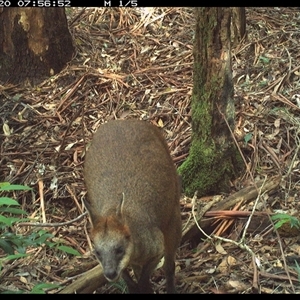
(1, 7, 300, 294)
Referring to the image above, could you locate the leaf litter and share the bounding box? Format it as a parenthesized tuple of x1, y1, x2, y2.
(1, 7, 300, 294)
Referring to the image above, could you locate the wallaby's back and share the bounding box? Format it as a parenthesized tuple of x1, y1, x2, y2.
(84, 119, 181, 293)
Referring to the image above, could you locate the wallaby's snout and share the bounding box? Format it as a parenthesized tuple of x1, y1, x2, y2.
(97, 246, 124, 282)
(84, 119, 182, 293)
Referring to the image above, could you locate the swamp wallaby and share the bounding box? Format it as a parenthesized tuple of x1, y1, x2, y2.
(83, 119, 182, 294)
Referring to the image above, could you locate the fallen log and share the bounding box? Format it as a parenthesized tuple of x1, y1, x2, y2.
(181, 175, 281, 244)
(58, 264, 107, 294)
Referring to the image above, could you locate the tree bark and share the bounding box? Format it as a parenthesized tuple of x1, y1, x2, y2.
(231, 7, 246, 45)
(178, 7, 243, 197)
(0, 8, 74, 85)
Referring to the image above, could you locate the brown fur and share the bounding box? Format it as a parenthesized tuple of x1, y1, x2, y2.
(83, 119, 182, 294)
(91, 216, 131, 239)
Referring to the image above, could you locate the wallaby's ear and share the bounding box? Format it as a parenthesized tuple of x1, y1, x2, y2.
(116, 192, 125, 221)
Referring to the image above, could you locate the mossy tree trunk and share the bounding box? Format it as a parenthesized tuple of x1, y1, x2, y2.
(178, 7, 243, 197)
(0, 8, 74, 86)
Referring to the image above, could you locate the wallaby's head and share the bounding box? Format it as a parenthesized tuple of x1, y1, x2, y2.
(85, 197, 133, 282)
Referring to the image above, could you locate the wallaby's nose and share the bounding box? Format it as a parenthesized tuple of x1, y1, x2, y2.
(104, 269, 118, 282)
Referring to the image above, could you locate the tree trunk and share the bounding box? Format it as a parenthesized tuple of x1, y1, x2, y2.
(0, 8, 74, 85)
(178, 7, 243, 197)
(231, 7, 246, 45)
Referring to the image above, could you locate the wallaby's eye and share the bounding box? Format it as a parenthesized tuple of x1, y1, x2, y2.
(115, 246, 124, 257)
(94, 249, 102, 260)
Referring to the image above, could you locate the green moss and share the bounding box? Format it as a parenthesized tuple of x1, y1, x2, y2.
(178, 137, 242, 198)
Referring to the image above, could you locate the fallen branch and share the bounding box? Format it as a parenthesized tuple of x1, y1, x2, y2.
(58, 264, 107, 294)
(181, 175, 281, 244)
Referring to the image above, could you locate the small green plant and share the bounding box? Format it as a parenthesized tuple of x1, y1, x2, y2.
(258, 80, 268, 87)
(294, 260, 300, 282)
(108, 278, 128, 294)
(0, 182, 80, 293)
(0, 182, 31, 256)
(244, 132, 253, 145)
(271, 213, 300, 230)
(1, 282, 61, 294)
(259, 55, 270, 64)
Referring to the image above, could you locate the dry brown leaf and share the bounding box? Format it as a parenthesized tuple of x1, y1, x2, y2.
(215, 243, 227, 255)
(226, 280, 249, 291)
